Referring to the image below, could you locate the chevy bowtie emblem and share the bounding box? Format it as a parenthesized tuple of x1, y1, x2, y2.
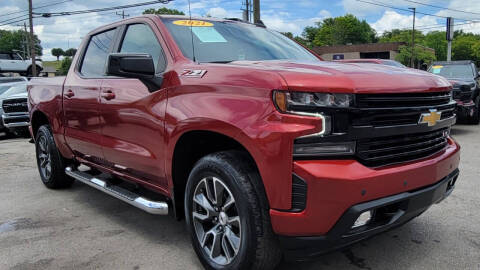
(419, 109, 442, 126)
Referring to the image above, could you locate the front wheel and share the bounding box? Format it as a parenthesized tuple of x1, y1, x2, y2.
(185, 151, 281, 270)
(35, 125, 74, 189)
(469, 96, 480, 124)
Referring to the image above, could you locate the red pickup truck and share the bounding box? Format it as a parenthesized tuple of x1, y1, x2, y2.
(29, 15, 460, 269)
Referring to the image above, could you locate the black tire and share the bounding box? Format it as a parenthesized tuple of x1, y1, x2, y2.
(27, 65, 41, 77)
(469, 96, 480, 124)
(35, 125, 74, 189)
(185, 151, 281, 270)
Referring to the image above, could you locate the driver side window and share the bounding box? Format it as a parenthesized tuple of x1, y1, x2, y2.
(120, 24, 166, 73)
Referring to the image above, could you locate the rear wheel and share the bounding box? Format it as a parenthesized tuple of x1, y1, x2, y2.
(35, 125, 74, 189)
(185, 151, 281, 270)
(27, 65, 41, 77)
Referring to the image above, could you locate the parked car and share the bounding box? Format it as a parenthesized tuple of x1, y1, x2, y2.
(0, 82, 30, 136)
(28, 15, 460, 269)
(428, 61, 480, 124)
(336, 58, 407, 68)
(0, 51, 43, 77)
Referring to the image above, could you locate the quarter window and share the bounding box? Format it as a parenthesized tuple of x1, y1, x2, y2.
(80, 29, 116, 77)
(120, 24, 165, 72)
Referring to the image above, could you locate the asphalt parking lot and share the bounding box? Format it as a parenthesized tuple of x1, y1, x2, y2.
(0, 125, 479, 270)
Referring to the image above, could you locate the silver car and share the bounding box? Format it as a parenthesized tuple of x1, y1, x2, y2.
(0, 82, 29, 136)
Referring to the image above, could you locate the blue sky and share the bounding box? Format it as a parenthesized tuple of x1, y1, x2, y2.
(1, 0, 479, 60)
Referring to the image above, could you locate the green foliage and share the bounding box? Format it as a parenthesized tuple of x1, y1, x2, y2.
(281, 32, 294, 39)
(423, 31, 447, 61)
(59, 57, 72, 75)
(395, 45, 436, 67)
(51, 48, 64, 61)
(143, 7, 185, 15)
(64, 48, 77, 57)
(301, 14, 377, 47)
(0, 29, 42, 56)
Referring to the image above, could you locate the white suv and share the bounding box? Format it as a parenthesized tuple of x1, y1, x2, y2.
(0, 52, 42, 77)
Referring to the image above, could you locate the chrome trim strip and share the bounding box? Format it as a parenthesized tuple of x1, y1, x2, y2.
(65, 167, 168, 215)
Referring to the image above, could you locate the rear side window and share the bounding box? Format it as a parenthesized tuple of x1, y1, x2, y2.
(80, 29, 116, 77)
(120, 24, 165, 72)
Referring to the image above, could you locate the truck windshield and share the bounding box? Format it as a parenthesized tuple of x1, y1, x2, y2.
(429, 64, 474, 79)
(162, 18, 319, 63)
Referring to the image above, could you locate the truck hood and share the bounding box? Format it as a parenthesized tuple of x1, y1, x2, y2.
(227, 60, 451, 93)
(0, 92, 28, 101)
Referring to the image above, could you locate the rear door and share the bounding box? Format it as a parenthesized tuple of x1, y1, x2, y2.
(100, 22, 169, 187)
(10, 53, 26, 71)
(63, 28, 118, 161)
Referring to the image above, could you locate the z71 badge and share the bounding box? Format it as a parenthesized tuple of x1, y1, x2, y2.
(181, 69, 207, 78)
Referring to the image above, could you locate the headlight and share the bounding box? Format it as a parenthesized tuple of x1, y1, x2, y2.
(470, 83, 476, 90)
(273, 91, 354, 113)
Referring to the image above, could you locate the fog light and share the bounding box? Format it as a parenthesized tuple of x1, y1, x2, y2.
(352, 210, 373, 228)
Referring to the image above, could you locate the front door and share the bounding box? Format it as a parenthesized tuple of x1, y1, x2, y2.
(100, 23, 168, 187)
(63, 28, 117, 161)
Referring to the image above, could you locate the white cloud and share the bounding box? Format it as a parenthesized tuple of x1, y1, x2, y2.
(371, 10, 438, 35)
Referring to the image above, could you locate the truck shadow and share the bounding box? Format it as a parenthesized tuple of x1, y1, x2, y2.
(451, 125, 477, 136)
(67, 180, 437, 270)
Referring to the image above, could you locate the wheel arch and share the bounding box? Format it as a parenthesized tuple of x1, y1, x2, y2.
(169, 126, 269, 220)
(31, 109, 51, 138)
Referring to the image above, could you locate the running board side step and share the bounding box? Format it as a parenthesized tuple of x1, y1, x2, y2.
(65, 167, 168, 215)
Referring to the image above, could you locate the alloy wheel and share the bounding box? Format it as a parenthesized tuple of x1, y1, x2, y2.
(192, 176, 242, 265)
(37, 135, 52, 180)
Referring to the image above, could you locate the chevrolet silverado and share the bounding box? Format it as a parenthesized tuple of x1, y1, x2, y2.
(28, 15, 460, 269)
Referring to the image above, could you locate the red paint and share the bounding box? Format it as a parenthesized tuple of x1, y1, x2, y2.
(28, 15, 460, 236)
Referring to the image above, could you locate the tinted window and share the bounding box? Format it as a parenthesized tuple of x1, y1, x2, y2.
(12, 54, 22, 60)
(80, 29, 116, 77)
(0, 54, 11, 60)
(162, 18, 319, 63)
(120, 24, 164, 71)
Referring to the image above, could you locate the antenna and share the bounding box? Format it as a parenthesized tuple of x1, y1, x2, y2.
(188, 0, 197, 63)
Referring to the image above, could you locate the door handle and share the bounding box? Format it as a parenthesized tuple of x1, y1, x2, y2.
(64, 89, 75, 98)
(101, 90, 115, 100)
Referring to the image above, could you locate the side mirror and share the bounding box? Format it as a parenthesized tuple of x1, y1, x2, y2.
(107, 53, 155, 79)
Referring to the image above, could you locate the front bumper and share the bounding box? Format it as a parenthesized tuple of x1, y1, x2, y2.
(455, 100, 475, 118)
(278, 169, 459, 261)
(2, 113, 30, 128)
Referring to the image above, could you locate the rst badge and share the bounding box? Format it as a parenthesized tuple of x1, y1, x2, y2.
(419, 109, 442, 127)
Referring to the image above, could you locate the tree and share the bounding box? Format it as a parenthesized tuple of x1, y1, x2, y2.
(59, 57, 72, 75)
(395, 45, 436, 68)
(452, 32, 480, 65)
(300, 14, 377, 47)
(0, 29, 42, 56)
(51, 48, 64, 61)
(424, 31, 447, 61)
(64, 48, 77, 57)
(143, 7, 185, 15)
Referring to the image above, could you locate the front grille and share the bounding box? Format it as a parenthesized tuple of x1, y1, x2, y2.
(353, 91, 455, 127)
(453, 88, 473, 102)
(357, 128, 449, 167)
(2, 98, 28, 113)
(356, 91, 452, 108)
(3, 115, 29, 124)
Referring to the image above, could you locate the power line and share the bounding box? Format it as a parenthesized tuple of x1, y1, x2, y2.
(0, 0, 73, 18)
(356, 0, 478, 21)
(34, 0, 173, 17)
(402, 0, 480, 16)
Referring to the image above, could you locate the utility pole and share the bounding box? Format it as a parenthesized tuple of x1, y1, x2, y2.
(242, 0, 251, 22)
(116, 10, 129, 19)
(28, 0, 37, 76)
(446, 17, 454, 62)
(409, 7, 416, 68)
(253, 0, 260, 24)
(24, 22, 30, 59)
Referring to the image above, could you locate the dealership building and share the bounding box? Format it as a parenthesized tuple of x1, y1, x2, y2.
(312, 42, 435, 61)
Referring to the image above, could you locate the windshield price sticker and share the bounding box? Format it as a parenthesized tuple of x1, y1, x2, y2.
(173, 20, 214, 27)
(432, 65, 443, 74)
